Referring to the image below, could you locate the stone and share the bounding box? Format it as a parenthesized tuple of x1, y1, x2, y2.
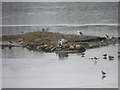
(51, 47, 56, 52)
(70, 45, 75, 50)
(63, 44, 70, 48)
(75, 45, 81, 49)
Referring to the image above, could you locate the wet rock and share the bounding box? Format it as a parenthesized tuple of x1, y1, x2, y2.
(69, 45, 75, 50)
(75, 45, 81, 49)
(89, 44, 100, 48)
(51, 47, 56, 52)
(18, 38, 24, 43)
(63, 44, 70, 49)
(63, 40, 68, 44)
(78, 42, 89, 48)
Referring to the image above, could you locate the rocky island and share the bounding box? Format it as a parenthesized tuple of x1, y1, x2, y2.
(1, 31, 118, 53)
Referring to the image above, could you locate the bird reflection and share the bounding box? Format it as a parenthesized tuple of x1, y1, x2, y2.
(94, 60, 98, 65)
(81, 52, 85, 57)
(57, 52, 68, 59)
(102, 75, 106, 80)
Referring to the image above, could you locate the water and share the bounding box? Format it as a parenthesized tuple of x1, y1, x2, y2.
(2, 44, 118, 88)
(2, 24, 118, 37)
(2, 2, 118, 37)
(2, 2, 118, 25)
(2, 2, 118, 88)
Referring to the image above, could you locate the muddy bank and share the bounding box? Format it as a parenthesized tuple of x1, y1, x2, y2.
(1, 31, 118, 53)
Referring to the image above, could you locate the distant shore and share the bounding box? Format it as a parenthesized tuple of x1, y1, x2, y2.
(0, 31, 118, 53)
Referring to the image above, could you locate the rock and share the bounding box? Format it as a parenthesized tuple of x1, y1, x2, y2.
(63, 44, 70, 48)
(63, 40, 68, 44)
(19, 41, 23, 44)
(44, 47, 51, 52)
(51, 47, 56, 52)
(89, 44, 100, 48)
(18, 38, 23, 43)
(36, 46, 41, 49)
(75, 45, 81, 49)
(75, 44, 84, 50)
(78, 42, 89, 48)
(70, 45, 75, 50)
(44, 44, 47, 47)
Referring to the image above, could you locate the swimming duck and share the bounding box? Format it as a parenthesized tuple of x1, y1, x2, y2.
(102, 71, 106, 76)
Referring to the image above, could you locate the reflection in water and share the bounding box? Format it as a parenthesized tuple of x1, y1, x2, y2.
(102, 76, 106, 80)
(56, 52, 68, 59)
(94, 60, 98, 65)
(2, 44, 118, 88)
(81, 52, 85, 57)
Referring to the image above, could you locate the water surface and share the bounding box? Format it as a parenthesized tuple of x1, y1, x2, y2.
(2, 44, 118, 88)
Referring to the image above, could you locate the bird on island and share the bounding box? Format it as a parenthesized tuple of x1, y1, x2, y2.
(102, 71, 106, 76)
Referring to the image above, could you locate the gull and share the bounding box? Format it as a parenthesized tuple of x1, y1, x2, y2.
(102, 71, 106, 76)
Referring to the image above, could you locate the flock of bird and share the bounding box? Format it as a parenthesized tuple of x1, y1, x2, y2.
(81, 52, 115, 80)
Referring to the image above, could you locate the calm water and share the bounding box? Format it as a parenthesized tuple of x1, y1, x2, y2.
(2, 2, 118, 37)
(2, 2, 118, 88)
(2, 44, 118, 88)
(2, 2, 118, 25)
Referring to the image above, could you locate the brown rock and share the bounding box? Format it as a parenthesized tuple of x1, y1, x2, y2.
(75, 45, 81, 49)
(70, 45, 75, 49)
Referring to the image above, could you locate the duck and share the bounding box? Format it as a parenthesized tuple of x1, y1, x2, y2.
(108, 56, 114, 60)
(102, 71, 106, 76)
(94, 57, 99, 60)
(103, 54, 107, 56)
